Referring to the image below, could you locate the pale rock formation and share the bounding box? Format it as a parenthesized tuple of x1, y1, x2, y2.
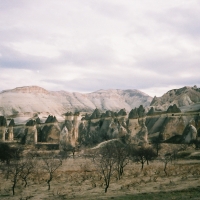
(150, 86, 200, 110)
(7, 119, 15, 141)
(128, 119, 142, 139)
(127, 117, 148, 144)
(42, 124, 60, 143)
(159, 116, 186, 140)
(167, 104, 181, 113)
(118, 124, 128, 138)
(63, 113, 81, 146)
(23, 125, 37, 144)
(117, 108, 127, 116)
(182, 124, 197, 143)
(7, 127, 14, 141)
(136, 118, 148, 144)
(59, 126, 71, 150)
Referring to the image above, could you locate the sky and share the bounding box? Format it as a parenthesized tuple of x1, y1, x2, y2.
(0, 0, 200, 97)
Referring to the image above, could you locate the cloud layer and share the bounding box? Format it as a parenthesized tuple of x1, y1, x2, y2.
(0, 0, 200, 96)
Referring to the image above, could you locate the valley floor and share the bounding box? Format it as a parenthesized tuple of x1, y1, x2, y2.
(1, 156, 200, 200)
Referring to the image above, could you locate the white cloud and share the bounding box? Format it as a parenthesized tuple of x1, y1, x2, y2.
(11, 41, 60, 58)
(0, 0, 200, 96)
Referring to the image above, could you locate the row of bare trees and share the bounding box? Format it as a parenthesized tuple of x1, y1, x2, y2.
(92, 141, 158, 193)
(0, 140, 190, 195)
(0, 143, 62, 195)
(92, 139, 187, 193)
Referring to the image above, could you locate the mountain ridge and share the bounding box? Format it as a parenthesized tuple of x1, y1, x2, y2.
(0, 85, 152, 116)
(150, 85, 200, 111)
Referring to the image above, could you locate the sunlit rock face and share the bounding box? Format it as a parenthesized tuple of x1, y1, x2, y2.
(7, 119, 15, 141)
(137, 119, 148, 144)
(150, 86, 200, 111)
(59, 126, 70, 150)
(158, 116, 186, 140)
(182, 124, 197, 143)
(128, 117, 148, 144)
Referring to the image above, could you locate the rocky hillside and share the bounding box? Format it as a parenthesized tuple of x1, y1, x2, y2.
(0, 86, 152, 116)
(150, 85, 200, 111)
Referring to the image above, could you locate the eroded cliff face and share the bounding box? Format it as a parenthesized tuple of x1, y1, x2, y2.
(77, 116, 128, 146)
(150, 86, 200, 111)
(23, 125, 37, 144)
(182, 124, 197, 143)
(145, 113, 200, 143)
(1, 109, 200, 146)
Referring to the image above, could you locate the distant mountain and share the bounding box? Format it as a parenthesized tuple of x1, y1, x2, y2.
(0, 86, 152, 116)
(150, 85, 200, 111)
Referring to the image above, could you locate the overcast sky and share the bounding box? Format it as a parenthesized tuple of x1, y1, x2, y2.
(0, 0, 200, 97)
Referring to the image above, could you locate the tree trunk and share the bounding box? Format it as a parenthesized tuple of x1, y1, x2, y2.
(164, 163, 167, 175)
(141, 161, 144, 170)
(47, 174, 52, 190)
(47, 180, 51, 190)
(105, 185, 108, 193)
(24, 178, 27, 187)
(12, 182, 16, 195)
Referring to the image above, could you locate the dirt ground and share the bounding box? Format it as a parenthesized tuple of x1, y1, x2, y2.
(1, 154, 200, 200)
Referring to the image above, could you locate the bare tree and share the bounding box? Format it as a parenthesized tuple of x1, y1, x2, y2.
(144, 146, 157, 165)
(160, 153, 172, 175)
(114, 142, 129, 180)
(9, 160, 23, 195)
(131, 145, 156, 170)
(0, 146, 23, 195)
(94, 142, 117, 193)
(42, 154, 62, 190)
(60, 142, 76, 159)
(20, 158, 35, 187)
(152, 137, 162, 156)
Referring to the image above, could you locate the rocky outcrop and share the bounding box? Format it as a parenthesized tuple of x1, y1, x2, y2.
(59, 126, 71, 150)
(182, 124, 197, 143)
(22, 126, 37, 144)
(78, 115, 129, 146)
(26, 119, 37, 126)
(7, 119, 15, 141)
(41, 124, 60, 143)
(128, 117, 148, 144)
(167, 104, 181, 113)
(0, 116, 7, 141)
(129, 108, 138, 119)
(45, 115, 58, 123)
(150, 85, 200, 110)
(137, 119, 148, 144)
(147, 107, 155, 116)
(118, 108, 127, 116)
(90, 108, 101, 119)
(158, 116, 186, 140)
(8, 119, 15, 127)
(129, 105, 146, 119)
(0, 116, 7, 126)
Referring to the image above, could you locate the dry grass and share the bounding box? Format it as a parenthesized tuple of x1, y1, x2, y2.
(1, 155, 200, 199)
